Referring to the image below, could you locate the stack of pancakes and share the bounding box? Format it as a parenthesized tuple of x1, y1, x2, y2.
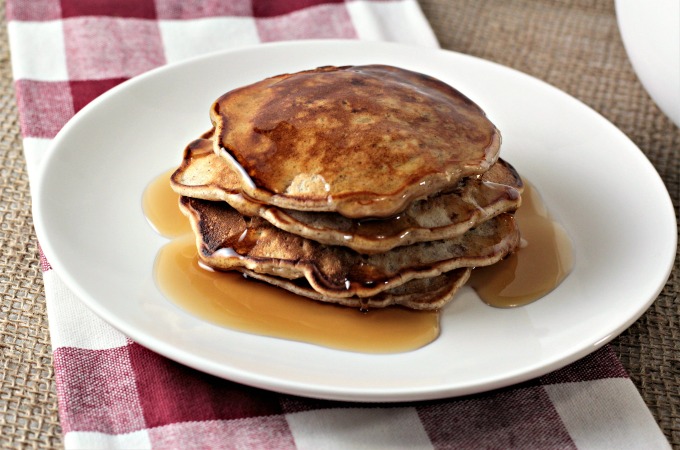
(170, 65, 523, 311)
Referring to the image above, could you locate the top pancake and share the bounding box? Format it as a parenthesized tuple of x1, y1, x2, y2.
(210, 65, 501, 218)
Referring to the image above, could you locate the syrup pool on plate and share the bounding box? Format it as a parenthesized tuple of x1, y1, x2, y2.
(469, 180, 574, 307)
(144, 169, 439, 354)
(143, 169, 573, 353)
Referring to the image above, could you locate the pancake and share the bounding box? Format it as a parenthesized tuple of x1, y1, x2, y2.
(210, 65, 501, 218)
(171, 136, 522, 253)
(239, 268, 472, 310)
(179, 196, 520, 299)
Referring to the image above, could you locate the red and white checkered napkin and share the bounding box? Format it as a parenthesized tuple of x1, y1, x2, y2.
(7, 1, 669, 448)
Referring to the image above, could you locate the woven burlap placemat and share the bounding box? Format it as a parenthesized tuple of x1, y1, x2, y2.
(0, 0, 62, 447)
(0, 0, 677, 447)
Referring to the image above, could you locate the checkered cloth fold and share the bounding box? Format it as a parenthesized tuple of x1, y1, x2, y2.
(7, 1, 669, 448)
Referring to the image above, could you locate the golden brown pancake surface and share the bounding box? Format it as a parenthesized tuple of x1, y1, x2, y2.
(211, 65, 501, 218)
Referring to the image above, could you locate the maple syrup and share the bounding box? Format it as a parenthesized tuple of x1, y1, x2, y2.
(142, 168, 192, 237)
(143, 169, 573, 353)
(469, 180, 573, 307)
(143, 169, 439, 353)
(154, 234, 439, 353)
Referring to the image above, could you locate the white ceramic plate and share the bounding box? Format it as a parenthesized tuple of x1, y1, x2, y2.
(616, 0, 680, 127)
(34, 41, 676, 402)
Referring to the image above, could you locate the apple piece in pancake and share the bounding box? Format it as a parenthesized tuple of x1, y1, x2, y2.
(178, 196, 520, 300)
(210, 65, 501, 218)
